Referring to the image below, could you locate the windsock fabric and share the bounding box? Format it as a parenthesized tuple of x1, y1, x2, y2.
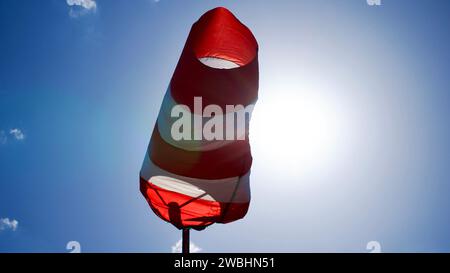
(140, 7, 259, 230)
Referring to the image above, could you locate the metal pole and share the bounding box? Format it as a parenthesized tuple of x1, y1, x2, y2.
(182, 228, 190, 254)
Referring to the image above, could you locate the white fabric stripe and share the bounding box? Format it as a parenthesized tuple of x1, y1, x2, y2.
(150, 175, 218, 202)
(140, 151, 250, 203)
(157, 87, 254, 152)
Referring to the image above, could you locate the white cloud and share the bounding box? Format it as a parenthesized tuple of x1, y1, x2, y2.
(9, 128, 25, 140)
(66, 0, 96, 17)
(171, 239, 202, 253)
(66, 0, 97, 10)
(0, 218, 19, 232)
(0, 130, 6, 144)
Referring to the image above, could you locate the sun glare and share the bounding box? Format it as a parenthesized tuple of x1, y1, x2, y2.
(251, 85, 344, 175)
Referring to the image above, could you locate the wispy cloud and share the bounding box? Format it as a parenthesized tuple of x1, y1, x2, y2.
(0, 218, 19, 232)
(171, 239, 202, 253)
(66, 0, 97, 18)
(9, 128, 25, 140)
(66, 0, 96, 10)
(0, 128, 25, 144)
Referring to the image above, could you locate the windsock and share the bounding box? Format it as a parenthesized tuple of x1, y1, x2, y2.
(140, 7, 259, 230)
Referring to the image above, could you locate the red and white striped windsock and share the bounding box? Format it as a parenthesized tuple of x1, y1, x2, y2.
(140, 7, 259, 230)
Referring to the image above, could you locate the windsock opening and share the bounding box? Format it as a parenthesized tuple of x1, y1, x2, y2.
(191, 7, 258, 68)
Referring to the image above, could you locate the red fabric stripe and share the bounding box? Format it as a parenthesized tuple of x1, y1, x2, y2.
(149, 124, 252, 179)
(140, 177, 250, 229)
(170, 7, 259, 109)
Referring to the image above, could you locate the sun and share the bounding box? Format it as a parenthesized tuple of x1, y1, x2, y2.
(250, 84, 345, 176)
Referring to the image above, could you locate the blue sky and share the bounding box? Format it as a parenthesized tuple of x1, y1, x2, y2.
(1, 0, 450, 252)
